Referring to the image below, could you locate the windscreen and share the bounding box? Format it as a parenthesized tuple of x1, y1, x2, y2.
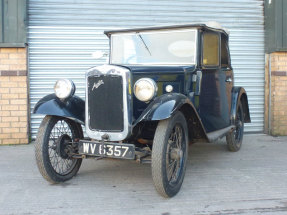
(110, 29, 197, 65)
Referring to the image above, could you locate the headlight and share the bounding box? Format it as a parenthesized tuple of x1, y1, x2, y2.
(134, 78, 157, 102)
(54, 79, 75, 99)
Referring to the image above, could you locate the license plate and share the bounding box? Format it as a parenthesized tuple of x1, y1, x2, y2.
(78, 140, 135, 160)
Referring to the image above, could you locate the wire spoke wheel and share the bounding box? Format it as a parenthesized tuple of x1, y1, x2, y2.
(226, 103, 244, 152)
(35, 116, 83, 183)
(166, 124, 184, 185)
(48, 120, 77, 175)
(234, 107, 243, 144)
(152, 112, 188, 198)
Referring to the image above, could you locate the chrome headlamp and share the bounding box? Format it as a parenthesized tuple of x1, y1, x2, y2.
(134, 78, 157, 102)
(54, 79, 75, 99)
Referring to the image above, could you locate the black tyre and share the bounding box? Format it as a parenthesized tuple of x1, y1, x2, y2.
(35, 115, 83, 183)
(226, 102, 244, 152)
(151, 112, 188, 198)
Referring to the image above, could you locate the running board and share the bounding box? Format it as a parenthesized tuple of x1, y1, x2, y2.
(206, 125, 235, 142)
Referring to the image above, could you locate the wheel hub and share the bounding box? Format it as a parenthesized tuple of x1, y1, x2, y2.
(238, 121, 242, 127)
(170, 148, 182, 161)
(56, 134, 72, 159)
(236, 120, 242, 128)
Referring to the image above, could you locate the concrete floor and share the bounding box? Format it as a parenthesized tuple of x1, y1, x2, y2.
(0, 134, 287, 215)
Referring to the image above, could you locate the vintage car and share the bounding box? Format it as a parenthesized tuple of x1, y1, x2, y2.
(34, 23, 251, 198)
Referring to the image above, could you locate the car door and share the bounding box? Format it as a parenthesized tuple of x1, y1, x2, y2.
(199, 31, 230, 133)
(220, 33, 233, 123)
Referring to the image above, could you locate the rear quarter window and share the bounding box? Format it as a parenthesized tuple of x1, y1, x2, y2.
(202, 32, 219, 66)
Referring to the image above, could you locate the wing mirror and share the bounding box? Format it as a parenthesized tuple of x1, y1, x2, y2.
(91, 51, 108, 59)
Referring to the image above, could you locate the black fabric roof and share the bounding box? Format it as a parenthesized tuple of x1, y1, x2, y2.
(104, 23, 228, 37)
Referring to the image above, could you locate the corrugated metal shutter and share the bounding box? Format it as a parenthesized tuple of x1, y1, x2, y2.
(28, 0, 264, 138)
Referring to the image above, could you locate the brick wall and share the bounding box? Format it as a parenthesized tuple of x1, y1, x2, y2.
(265, 52, 287, 135)
(0, 48, 29, 144)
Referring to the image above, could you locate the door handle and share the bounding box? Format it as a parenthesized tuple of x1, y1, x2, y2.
(225, 77, 232, 82)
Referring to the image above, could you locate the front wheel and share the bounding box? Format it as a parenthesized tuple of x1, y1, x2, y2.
(151, 112, 188, 198)
(35, 115, 83, 183)
(226, 102, 244, 152)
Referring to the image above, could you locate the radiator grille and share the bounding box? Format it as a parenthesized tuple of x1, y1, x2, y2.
(88, 75, 123, 131)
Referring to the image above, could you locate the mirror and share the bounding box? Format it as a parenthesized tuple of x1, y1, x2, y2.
(91, 51, 108, 59)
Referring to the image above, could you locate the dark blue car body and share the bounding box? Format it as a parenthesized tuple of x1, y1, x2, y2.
(33, 24, 252, 198)
(34, 24, 251, 143)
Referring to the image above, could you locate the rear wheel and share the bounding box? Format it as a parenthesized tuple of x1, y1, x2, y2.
(226, 102, 244, 152)
(151, 112, 188, 198)
(35, 115, 83, 183)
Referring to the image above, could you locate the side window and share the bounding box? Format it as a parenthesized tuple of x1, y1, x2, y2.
(221, 34, 229, 67)
(202, 32, 219, 66)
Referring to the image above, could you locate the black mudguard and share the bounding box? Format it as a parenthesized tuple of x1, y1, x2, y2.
(134, 93, 191, 123)
(133, 93, 208, 141)
(231, 87, 251, 124)
(33, 94, 85, 124)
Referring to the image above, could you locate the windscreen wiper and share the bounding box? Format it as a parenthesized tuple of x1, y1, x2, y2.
(137, 33, 152, 56)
